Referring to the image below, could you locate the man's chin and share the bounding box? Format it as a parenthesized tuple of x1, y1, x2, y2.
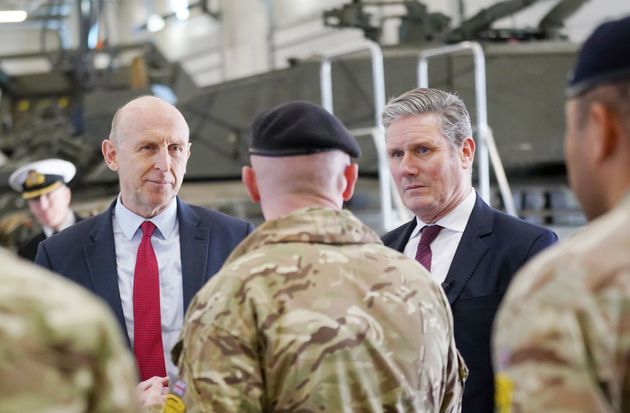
(37, 216, 58, 228)
(405, 200, 437, 219)
(146, 193, 176, 209)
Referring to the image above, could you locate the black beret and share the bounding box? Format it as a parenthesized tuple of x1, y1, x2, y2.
(249, 101, 361, 158)
(567, 15, 630, 98)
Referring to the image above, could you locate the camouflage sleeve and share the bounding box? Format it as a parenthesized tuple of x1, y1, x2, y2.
(435, 284, 467, 413)
(493, 300, 616, 413)
(0, 293, 140, 413)
(173, 272, 264, 413)
(91, 318, 142, 413)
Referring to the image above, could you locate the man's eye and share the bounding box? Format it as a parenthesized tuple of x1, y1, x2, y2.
(170, 145, 184, 153)
(417, 146, 429, 154)
(389, 151, 403, 159)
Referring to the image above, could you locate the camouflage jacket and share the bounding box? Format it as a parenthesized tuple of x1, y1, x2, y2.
(170, 208, 466, 413)
(493, 197, 630, 413)
(0, 249, 140, 413)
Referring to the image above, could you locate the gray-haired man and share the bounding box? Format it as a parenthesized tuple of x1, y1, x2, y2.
(381, 87, 558, 413)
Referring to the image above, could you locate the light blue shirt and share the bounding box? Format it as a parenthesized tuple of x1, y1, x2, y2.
(112, 196, 183, 380)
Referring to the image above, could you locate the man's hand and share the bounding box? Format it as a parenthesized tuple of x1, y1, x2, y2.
(136, 376, 168, 407)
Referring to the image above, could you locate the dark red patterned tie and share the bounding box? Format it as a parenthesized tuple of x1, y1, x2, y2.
(133, 221, 166, 380)
(415, 225, 443, 271)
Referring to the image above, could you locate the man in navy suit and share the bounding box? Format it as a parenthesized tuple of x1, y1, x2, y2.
(381, 88, 557, 413)
(35, 96, 254, 389)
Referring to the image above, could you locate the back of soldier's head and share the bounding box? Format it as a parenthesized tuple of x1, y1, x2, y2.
(248, 101, 361, 197)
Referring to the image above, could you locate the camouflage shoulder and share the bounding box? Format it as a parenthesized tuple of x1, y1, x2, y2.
(0, 249, 139, 413)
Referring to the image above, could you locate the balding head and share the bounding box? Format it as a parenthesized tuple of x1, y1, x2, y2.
(109, 96, 189, 147)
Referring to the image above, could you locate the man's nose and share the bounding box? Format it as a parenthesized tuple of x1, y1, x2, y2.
(154, 147, 171, 171)
(399, 153, 418, 175)
(39, 194, 51, 208)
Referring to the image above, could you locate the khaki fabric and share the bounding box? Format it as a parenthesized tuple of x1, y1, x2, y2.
(493, 198, 630, 413)
(0, 248, 140, 413)
(171, 208, 466, 413)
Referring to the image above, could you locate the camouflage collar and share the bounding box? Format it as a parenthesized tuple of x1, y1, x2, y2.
(225, 208, 382, 263)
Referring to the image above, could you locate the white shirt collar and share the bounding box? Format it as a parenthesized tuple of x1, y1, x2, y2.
(411, 189, 476, 239)
(114, 195, 178, 240)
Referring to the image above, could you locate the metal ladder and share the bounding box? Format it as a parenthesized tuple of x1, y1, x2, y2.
(418, 41, 517, 216)
(320, 42, 410, 231)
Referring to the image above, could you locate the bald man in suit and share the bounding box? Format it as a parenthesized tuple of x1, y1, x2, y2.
(35, 96, 254, 383)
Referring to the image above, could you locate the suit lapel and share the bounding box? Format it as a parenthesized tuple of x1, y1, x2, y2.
(390, 219, 417, 252)
(83, 201, 127, 337)
(177, 198, 209, 311)
(443, 195, 493, 304)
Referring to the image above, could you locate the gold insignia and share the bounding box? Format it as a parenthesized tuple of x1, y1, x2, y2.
(22, 181, 62, 200)
(495, 372, 514, 413)
(24, 170, 45, 189)
(161, 394, 186, 413)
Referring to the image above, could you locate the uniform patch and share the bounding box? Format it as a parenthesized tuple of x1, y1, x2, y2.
(172, 379, 188, 397)
(162, 394, 186, 413)
(495, 372, 513, 413)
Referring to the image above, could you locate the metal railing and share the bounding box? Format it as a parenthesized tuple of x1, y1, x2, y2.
(320, 42, 410, 230)
(417, 41, 517, 216)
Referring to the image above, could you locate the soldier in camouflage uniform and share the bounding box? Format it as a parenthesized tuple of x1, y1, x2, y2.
(163, 101, 466, 413)
(493, 16, 630, 413)
(0, 248, 140, 413)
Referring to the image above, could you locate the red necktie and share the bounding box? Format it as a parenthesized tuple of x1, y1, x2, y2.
(133, 221, 166, 380)
(415, 225, 443, 271)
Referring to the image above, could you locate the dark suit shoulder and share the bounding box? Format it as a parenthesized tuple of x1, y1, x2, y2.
(381, 220, 415, 247)
(17, 232, 46, 261)
(185, 203, 254, 231)
(490, 208, 557, 241)
(21, 211, 88, 260)
(36, 211, 111, 269)
(44, 212, 104, 244)
(478, 207, 558, 265)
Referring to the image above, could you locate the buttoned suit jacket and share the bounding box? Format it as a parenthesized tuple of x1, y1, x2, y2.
(382, 194, 558, 413)
(34, 197, 255, 345)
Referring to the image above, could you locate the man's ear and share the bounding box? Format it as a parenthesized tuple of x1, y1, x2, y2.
(590, 102, 619, 163)
(102, 139, 119, 171)
(342, 163, 359, 201)
(242, 166, 261, 203)
(460, 136, 476, 169)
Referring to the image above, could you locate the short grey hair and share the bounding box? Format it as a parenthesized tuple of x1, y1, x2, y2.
(382, 88, 473, 148)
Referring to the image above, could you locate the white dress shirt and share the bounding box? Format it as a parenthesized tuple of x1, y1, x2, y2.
(112, 196, 184, 380)
(403, 189, 476, 284)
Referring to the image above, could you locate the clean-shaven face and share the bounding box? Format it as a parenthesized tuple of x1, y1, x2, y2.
(386, 113, 474, 223)
(105, 99, 191, 218)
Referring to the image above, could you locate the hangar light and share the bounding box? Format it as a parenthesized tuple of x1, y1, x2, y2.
(0, 10, 27, 23)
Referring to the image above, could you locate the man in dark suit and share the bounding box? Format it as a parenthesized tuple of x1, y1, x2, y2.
(35, 96, 254, 387)
(8, 158, 82, 261)
(381, 88, 558, 413)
